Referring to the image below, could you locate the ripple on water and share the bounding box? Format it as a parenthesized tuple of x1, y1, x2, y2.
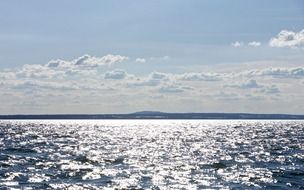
(0, 120, 303, 189)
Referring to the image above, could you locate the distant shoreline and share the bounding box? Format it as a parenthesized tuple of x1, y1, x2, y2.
(0, 112, 303, 120)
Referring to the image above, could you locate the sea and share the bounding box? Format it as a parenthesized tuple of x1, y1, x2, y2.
(0, 120, 303, 189)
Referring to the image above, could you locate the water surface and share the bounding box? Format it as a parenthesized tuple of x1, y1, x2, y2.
(0, 120, 303, 189)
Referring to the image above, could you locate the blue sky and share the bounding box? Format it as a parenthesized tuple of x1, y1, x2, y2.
(0, 1, 303, 114)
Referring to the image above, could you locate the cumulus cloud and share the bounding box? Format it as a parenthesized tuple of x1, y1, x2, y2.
(13, 54, 129, 80)
(150, 72, 169, 80)
(0, 71, 15, 79)
(129, 71, 223, 89)
(17, 64, 65, 79)
(47, 54, 128, 69)
(0, 54, 301, 114)
(158, 84, 184, 93)
(248, 41, 261, 47)
(231, 41, 243, 47)
(240, 79, 260, 89)
(243, 67, 304, 79)
(269, 29, 304, 48)
(75, 54, 128, 67)
(259, 67, 304, 78)
(259, 85, 280, 94)
(135, 58, 146, 63)
(128, 72, 170, 87)
(225, 79, 280, 95)
(12, 80, 79, 91)
(104, 69, 128, 80)
(179, 72, 221, 81)
(227, 79, 261, 89)
(144, 72, 171, 85)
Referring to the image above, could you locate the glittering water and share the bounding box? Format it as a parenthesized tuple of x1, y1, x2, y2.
(0, 120, 303, 189)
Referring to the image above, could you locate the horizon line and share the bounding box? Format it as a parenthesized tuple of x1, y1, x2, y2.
(0, 111, 303, 116)
(0, 112, 303, 120)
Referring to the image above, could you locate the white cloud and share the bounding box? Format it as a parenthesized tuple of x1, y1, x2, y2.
(225, 79, 281, 96)
(242, 67, 304, 79)
(0, 54, 302, 114)
(12, 80, 79, 91)
(232, 41, 261, 47)
(227, 79, 261, 89)
(76, 54, 128, 67)
(104, 69, 128, 80)
(269, 29, 304, 48)
(259, 67, 304, 78)
(0, 71, 15, 79)
(135, 58, 146, 63)
(259, 85, 280, 94)
(231, 41, 243, 47)
(158, 84, 184, 93)
(240, 79, 260, 89)
(48, 54, 128, 69)
(150, 72, 169, 80)
(248, 41, 261, 47)
(179, 72, 221, 81)
(12, 54, 129, 80)
(17, 64, 65, 79)
(128, 72, 170, 87)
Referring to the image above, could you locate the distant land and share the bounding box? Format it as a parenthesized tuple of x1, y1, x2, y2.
(0, 111, 304, 120)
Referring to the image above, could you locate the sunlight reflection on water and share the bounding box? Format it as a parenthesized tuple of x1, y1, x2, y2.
(0, 120, 303, 189)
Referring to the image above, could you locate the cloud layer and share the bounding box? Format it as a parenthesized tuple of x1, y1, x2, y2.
(0, 53, 303, 114)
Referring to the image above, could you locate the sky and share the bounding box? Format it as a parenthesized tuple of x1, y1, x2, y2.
(0, 0, 304, 114)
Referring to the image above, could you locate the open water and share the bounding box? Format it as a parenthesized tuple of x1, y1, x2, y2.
(0, 120, 303, 189)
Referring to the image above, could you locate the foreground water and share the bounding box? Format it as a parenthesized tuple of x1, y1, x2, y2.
(0, 120, 303, 189)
